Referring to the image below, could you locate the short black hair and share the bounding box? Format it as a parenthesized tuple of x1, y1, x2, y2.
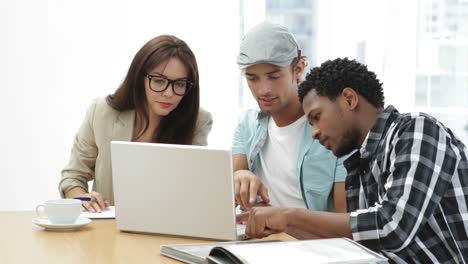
(298, 58, 384, 108)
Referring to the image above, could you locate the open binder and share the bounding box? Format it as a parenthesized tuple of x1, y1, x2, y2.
(161, 238, 388, 264)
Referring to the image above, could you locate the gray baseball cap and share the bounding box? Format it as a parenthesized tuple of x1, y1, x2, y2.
(237, 21, 300, 69)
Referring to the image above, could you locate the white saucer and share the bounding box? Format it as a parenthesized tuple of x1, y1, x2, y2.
(32, 217, 92, 231)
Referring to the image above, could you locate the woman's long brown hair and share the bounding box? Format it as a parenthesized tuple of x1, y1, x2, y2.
(106, 35, 199, 145)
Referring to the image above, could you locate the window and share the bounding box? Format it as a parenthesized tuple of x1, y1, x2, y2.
(416, 0, 468, 143)
(240, 0, 468, 144)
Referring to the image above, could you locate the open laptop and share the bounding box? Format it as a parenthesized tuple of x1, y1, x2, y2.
(110, 141, 248, 240)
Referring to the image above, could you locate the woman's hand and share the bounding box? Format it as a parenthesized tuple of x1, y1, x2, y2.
(79, 191, 110, 213)
(65, 187, 110, 213)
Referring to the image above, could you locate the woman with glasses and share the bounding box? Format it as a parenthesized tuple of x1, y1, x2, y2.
(59, 35, 213, 212)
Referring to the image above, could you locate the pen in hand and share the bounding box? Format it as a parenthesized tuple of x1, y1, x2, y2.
(73, 196, 102, 212)
(73, 196, 96, 202)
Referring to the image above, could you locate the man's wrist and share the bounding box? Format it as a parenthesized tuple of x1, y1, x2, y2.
(283, 208, 298, 229)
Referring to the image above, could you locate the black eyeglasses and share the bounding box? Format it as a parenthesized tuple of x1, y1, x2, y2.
(146, 74, 194, 96)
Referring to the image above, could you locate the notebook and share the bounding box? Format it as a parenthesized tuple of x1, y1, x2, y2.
(110, 141, 248, 240)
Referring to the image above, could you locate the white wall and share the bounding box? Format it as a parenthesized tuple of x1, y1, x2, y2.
(1, 0, 241, 210)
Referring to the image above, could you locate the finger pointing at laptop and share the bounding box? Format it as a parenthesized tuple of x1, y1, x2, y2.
(234, 170, 270, 210)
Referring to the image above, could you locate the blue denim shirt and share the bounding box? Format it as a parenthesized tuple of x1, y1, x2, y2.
(232, 109, 347, 211)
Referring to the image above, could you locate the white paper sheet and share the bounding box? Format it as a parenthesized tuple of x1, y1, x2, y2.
(80, 206, 115, 219)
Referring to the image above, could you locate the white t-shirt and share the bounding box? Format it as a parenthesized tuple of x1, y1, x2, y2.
(256, 116, 307, 208)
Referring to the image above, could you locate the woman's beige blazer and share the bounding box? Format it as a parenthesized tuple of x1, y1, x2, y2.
(59, 97, 213, 204)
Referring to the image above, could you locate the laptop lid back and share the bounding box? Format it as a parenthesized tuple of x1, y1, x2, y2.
(111, 141, 237, 240)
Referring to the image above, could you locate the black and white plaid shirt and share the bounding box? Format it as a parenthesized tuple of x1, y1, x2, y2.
(344, 105, 468, 263)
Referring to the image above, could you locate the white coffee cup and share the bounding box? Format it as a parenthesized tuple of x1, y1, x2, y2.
(35, 199, 82, 224)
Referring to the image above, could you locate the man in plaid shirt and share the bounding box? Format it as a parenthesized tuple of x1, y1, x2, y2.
(237, 58, 468, 263)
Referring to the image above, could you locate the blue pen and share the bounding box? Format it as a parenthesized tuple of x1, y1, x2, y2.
(73, 197, 96, 202)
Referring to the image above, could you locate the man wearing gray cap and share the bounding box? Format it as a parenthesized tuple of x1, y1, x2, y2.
(232, 21, 347, 217)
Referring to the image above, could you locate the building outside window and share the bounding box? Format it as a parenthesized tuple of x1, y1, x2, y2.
(240, 0, 468, 144)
